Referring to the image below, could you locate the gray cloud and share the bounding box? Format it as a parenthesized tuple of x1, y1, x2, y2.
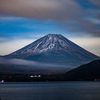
(0, 0, 82, 21)
(89, 0, 100, 7)
(0, 57, 68, 68)
(0, 0, 100, 36)
(0, 33, 12, 42)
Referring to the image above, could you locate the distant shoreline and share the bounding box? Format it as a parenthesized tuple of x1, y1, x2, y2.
(0, 74, 99, 82)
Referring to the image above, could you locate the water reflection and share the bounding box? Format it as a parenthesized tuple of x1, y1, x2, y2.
(0, 81, 100, 100)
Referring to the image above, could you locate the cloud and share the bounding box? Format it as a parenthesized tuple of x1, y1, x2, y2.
(0, 0, 100, 36)
(0, 16, 23, 21)
(70, 37, 100, 56)
(89, 0, 100, 7)
(0, 39, 34, 55)
(0, 0, 81, 21)
(0, 33, 12, 42)
(0, 57, 66, 68)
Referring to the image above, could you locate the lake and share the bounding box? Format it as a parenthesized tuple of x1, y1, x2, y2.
(0, 81, 100, 100)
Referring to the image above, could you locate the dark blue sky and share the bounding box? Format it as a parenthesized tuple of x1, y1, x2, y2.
(0, 17, 68, 40)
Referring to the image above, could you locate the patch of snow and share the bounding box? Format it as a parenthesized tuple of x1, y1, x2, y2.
(39, 48, 48, 53)
(49, 36, 52, 40)
(34, 42, 42, 50)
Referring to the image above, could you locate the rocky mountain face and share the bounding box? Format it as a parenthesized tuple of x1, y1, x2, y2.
(1, 34, 99, 74)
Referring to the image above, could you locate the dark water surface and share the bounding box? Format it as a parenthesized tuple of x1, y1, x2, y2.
(0, 81, 100, 100)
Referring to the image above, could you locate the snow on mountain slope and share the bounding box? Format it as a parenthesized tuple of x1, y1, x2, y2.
(11, 34, 77, 55)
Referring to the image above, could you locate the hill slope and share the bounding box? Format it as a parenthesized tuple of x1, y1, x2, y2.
(65, 60, 100, 81)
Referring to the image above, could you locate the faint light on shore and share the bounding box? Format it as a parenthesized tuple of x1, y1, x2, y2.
(30, 75, 34, 78)
(30, 75, 41, 78)
(38, 75, 41, 77)
(1, 80, 4, 83)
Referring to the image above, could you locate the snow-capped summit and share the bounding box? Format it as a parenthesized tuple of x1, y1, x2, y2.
(12, 34, 77, 54)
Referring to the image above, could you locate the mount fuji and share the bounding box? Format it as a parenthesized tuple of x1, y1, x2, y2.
(1, 34, 99, 74)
